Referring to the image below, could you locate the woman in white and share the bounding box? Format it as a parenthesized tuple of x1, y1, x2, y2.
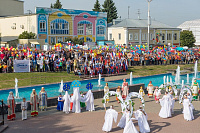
(85, 89, 95, 112)
(117, 110, 127, 128)
(134, 106, 150, 133)
(123, 109, 138, 133)
(159, 91, 172, 118)
(169, 91, 175, 114)
(63, 91, 71, 114)
(183, 95, 194, 121)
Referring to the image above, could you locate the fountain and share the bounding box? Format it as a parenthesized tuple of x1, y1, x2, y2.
(163, 76, 166, 85)
(15, 78, 19, 98)
(59, 80, 63, 92)
(166, 76, 169, 84)
(182, 80, 184, 87)
(170, 77, 173, 85)
(187, 74, 189, 84)
(175, 66, 180, 85)
(130, 72, 133, 85)
(98, 74, 102, 87)
(194, 61, 198, 78)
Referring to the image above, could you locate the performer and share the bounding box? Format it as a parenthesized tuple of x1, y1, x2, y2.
(182, 94, 194, 121)
(139, 86, 145, 98)
(57, 93, 64, 111)
(39, 87, 48, 111)
(159, 92, 172, 118)
(21, 98, 27, 120)
(154, 87, 161, 103)
(116, 86, 121, 103)
(102, 105, 118, 132)
(191, 79, 199, 100)
(7, 91, 16, 120)
(63, 91, 71, 114)
(30, 89, 39, 117)
(104, 83, 109, 103)
(80, 92, 86, 109)
(169, 91, 175, 114)
(70, 94, 73, 111)
(147, 81, 154, 98)
(134, 106, 150, 133)
(117, 109, 127, 129)
(71, 85, 83, 113)
(122, 79, 129, 100)
(85, 88, 95, 112)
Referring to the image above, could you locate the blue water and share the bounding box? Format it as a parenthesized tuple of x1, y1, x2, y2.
(0, 73, 199, 103)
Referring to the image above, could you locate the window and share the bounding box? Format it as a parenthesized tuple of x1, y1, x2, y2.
(86, 37, 93, 42)
(134, 33, 138, 40)
(142, 33, 147, 40)
(118, 33, 121, 40)
(174, 33, 177, 40)
(51, 37, 56, 44)
(97, 26, 105, 35)
(50, 19, 69, 35)
(80, 37, 84, 41)
(162, 33, 165, 40)
(150, 33, 153, 40)
(86, 24, 92, 35)
(78, 24, 84, 35)
(167, 33, 171, 40)
(109, 33, 112, 40)
(129, 33, 133, 40)
(39, 20, 46, 32)
(58, 37, 63, 43)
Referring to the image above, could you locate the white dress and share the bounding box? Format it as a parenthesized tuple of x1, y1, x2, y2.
(102, 109, 118, 132)
(123, 111, 138, 133)
(71, 87, 81, 113)
(169, 94, 175, 113)
(117, 111, 126, 128)
(63, 91, 71, 113)
(134, 110, 150, 133)
(85, 90, 95, 111)
(159, 94, 172, 118)
(183, 99, 194, 121)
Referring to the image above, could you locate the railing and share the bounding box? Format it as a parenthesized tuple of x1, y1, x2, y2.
(0, 99, 5, 125)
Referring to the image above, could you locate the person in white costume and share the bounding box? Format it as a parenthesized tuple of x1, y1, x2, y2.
(63, 91, 71, 114)
(21, 98, 27, 120)
(134, 106, 150, 133)
(102, 105, 118, 132)
(159, 91, 172, 118)
(117, 109, 127, 128)
(123, 109, 139, 133)
(85, 89, 95, 111)
(169, 91, 175, 114)
(71, 87, 82, 113)
(182, 95, 194, 121)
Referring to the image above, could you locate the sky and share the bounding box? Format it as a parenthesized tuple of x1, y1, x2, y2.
(23, 0, 200, 27)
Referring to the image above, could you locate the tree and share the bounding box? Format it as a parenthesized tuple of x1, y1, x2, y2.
(64, 37, 84, 45)
(18, 31, 36, 39)
(92, 0, 101, 12)
(102, 0, 118, 23)
(50, 0, 62, 9)
(180, 30, 196, 48)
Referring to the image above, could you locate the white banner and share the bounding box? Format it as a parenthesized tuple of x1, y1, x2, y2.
(14, 60, 30, 73)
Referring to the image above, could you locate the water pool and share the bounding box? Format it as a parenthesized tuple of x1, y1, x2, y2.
(0, 73, 199, 103)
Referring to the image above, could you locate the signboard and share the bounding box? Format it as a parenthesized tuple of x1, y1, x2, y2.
(13, 60, 30, 73)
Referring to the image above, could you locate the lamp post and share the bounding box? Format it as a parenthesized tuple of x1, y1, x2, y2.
(147, 0, 152, 52)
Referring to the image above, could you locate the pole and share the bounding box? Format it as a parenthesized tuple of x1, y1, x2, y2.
(128, 6, 130, 19)
(147, 1, 150, 52)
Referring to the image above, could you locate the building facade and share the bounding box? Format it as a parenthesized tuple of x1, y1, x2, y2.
(108, 19, 181, 47)
(36, 7, 107, 44)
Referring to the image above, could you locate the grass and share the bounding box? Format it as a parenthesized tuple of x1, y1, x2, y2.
(0, 72, 80, 89)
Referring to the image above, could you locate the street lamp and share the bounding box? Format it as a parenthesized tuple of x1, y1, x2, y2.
(147, 0, 152, 52)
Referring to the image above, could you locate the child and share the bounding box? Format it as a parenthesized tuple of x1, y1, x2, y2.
(104, 83, 109, 103)
(70, 94, 73, 111)
(21, 98, 27, 120)
(57, 93, 64, 111)
(80, 92, 86, 109)
(116, 86, 121, 103)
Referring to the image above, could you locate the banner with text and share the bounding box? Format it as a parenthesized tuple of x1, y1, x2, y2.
(14, 60, 30, 73)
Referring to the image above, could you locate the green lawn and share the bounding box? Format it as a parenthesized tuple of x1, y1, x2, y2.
(0, 72, 80, 89)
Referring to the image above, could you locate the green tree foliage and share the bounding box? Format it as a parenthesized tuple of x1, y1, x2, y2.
(102, 0, 118, 23)
(50, 0, 62, 9)
(18, 31, 36, 39)
(93, 0, 101, 12)
(180, 30, 196, 48)
(65, 37, 84, 45)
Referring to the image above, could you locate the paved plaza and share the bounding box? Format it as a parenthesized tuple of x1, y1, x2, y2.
(3, 95, 200, 133)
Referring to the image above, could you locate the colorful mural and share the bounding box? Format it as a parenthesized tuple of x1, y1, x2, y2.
(36, 7, 107, 44)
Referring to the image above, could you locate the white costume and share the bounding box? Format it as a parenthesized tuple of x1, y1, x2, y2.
(21, 101, 27, 120)
(63, 91, 71, 114)
(169, 94, 175, 114)
(159, 94, 172, 118)
(117, 111, 126, 128)
(134, 109, 150, 133)
(71, 87, 82, 113)
(102, 108, 118, 132)
(85, 90, 95, 111)
(147, 83, 154, 97)
(123, 111, 138, 133)
(183, 99, 194, 121)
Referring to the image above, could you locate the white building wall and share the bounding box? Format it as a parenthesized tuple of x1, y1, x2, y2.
(0, 15, 37, 37)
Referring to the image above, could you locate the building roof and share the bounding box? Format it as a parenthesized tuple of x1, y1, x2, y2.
(178, 19, 200, 28)
(1, 36, 18, 42)
(109, 19, 179, 29)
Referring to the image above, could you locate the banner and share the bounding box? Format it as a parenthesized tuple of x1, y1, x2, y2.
(14, 60, 30, 73)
